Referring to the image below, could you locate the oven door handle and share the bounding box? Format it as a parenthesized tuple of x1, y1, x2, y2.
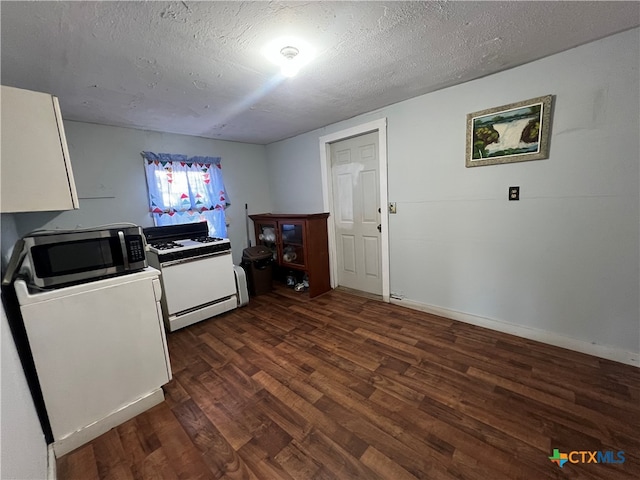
(160, 250, 231, 268)
(118, 230, 130, 269)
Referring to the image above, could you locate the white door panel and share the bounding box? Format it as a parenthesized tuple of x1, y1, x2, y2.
(337, 173, 354, 222)
(363, 236, 380, 278)
(336, 148, 351, 164)
(360, 143, 375, 161)
(361, 169, 378, 223)
(341, 235, 357, 273)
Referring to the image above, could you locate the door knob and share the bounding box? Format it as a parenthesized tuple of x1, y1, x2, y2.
(377, 224, 381, 232)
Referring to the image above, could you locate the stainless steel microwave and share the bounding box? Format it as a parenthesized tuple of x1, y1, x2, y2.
(20, 226, 147, 288)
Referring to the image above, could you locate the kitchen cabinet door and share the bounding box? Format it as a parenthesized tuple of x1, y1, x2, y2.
(1, 85, 79, 212)
(15, 269, 171, 456)
(280, 220, 306, 268)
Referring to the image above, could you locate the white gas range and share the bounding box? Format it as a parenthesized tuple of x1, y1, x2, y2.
(143, 223, 238, 332)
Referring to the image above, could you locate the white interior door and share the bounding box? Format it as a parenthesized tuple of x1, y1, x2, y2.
(330, 132, 382, 295)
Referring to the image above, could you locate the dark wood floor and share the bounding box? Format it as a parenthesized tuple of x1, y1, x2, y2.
(58, 285, 640, 479)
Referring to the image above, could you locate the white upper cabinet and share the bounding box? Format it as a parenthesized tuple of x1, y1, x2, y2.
(1, 85, 79, 213)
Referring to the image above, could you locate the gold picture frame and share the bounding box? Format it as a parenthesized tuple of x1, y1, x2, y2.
(466, 95, 553, 167)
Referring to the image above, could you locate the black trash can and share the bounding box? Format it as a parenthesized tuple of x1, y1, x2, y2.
(241, 245, 273, 296)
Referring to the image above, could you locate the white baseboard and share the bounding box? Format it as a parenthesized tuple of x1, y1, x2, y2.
(47, 444, 56, 480)
(390, 298, 639, 368)
(52, 388, 165, 458)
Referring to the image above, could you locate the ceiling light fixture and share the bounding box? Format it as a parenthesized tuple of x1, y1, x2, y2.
(279, 46, 300, 77)
(262, 37, 315, 78)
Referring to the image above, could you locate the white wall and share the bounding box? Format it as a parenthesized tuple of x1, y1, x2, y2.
(1, 301, 49, 480)
(266, 133, 327, 213)
(11, 122, 273, 264)
(266, 28, 640, 360)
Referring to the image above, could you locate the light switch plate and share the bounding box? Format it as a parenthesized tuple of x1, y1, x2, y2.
(389, 202, 397, 214)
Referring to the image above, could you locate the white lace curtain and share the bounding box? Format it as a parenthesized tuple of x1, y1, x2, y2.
(142, 152, 230, 237)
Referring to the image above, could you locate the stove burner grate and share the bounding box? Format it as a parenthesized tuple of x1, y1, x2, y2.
(150, 241, 183, 250)
(191, 236, 224, 243)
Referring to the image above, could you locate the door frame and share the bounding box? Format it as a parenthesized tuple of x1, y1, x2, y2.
(319, 118, 389, 302)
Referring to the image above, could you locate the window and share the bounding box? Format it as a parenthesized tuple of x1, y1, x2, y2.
(142, 152, 230, 237)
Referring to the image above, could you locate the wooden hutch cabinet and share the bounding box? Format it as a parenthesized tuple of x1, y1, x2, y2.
(249, 213, 331, 298)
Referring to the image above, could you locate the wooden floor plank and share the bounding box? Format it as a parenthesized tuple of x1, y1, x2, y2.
(56, 444, 100, 480)
(360, 445, 420, 480)
(273, 442, 323, 480)
(58, 285, 640, 479)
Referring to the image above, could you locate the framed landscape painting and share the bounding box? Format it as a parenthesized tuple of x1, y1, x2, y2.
(466, 95, 553, 167)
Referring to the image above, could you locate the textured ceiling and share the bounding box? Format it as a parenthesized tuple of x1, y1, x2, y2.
(1, 1, 639, 145)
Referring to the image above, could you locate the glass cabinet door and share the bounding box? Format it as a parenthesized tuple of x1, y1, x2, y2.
(280, 222, 305, 268)
(256, 221, 278, 261)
